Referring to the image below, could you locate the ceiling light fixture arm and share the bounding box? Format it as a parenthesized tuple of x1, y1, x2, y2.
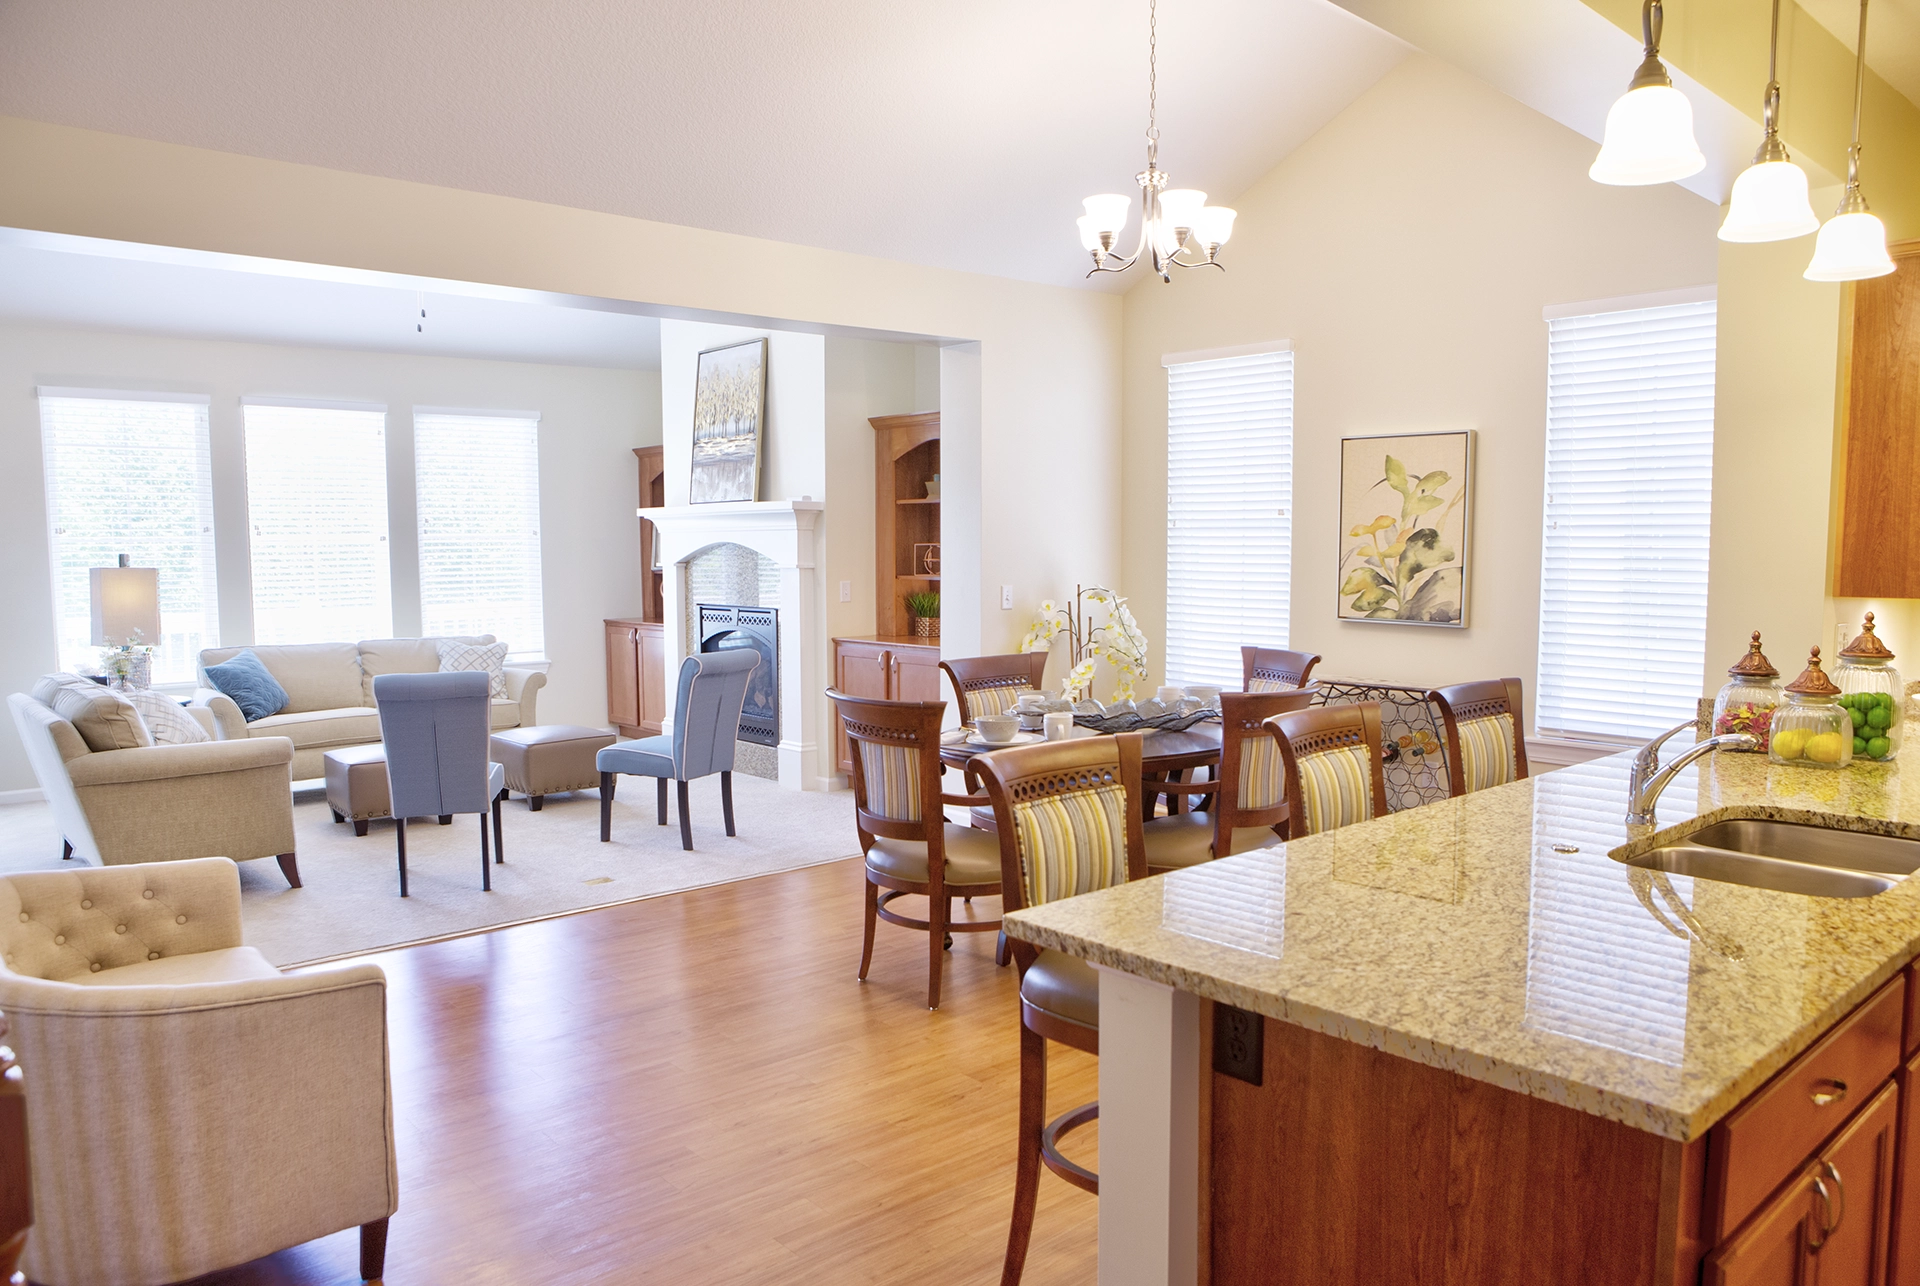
(1839, 0, 1871, 213)
(1753, 0, 1791, 164)
(1630, 0, 1675, 91)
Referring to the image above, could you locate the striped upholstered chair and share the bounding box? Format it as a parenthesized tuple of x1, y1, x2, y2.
(1272, 702, 1390, 837)
(974, 733, 1148, 1286)
(828, 689, 1002, 1010)
(1240, 645, 1321, 692)
(940, 653, 1051, 725)
(1429, 678, 1530, 798)
(1141, 686, 1316, 872)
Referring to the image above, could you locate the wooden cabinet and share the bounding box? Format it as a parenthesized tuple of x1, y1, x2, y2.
(831, 636, 941, 773)
(606, 618, 666, 738)
(634, 446, 666, 624)
(870, 412, 940, 638)
(1833, 241, 1919, 597)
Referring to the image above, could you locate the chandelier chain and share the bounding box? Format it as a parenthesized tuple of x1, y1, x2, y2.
(1146, 0, 1159, 157)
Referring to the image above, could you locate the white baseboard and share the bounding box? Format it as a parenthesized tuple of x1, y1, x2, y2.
(0, 787, 46, 805)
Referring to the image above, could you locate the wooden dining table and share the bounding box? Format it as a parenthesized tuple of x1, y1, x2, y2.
(938, 721, 1223, 819)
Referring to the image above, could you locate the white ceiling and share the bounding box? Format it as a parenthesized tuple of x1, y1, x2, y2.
(0, 0, 1411, 291)
(1800, 0, 1920, 112)
(0, 236, 664, 369)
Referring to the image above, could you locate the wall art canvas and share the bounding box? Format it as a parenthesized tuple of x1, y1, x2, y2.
(1337, 430, 1474, 627)
(689, 338, 768, 504)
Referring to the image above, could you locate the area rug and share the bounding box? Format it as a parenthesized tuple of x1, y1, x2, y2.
(0, 773, 860, 966)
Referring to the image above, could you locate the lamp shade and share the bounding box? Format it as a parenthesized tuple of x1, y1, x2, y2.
(1076, 215, 1106, 251)
(1590, 84, 1706, 185)
(1193, 205, 1236, 247)
(90, 564, 160, 647)
(1082, 193, 1132, 235)
(1157, 188, 1208, 231)
(1719, 160, 1820, 241)
(1805, 210, 1896, 281)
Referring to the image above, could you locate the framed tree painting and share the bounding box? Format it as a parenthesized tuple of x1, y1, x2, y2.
(689, 338, 768, 504)
(1337, 431, 1474, 626)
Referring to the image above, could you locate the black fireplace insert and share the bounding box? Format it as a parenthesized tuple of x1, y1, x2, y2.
(698, 604, 778, 746)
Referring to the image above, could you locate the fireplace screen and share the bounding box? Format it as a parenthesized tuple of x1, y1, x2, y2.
(698, 604, 778, 746)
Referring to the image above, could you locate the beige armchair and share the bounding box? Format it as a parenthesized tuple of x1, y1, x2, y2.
(9, 691, 301, 887)
(0, 859, 397, 1286)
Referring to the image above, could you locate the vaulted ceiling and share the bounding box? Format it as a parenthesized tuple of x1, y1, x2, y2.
(0, 0, 1410, 290)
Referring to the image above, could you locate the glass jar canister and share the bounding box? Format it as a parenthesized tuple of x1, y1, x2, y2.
(1769, 648, 1853, 769)
(1712, 631, 1780, 752)
(1835, 612, 1903, 762)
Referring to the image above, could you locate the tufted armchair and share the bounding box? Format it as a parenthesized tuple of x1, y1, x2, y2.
(0, 858, 398, 1286)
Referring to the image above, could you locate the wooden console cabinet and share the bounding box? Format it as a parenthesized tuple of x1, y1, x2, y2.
(606, 618, 666, 738)
(830, 635, 941, 773)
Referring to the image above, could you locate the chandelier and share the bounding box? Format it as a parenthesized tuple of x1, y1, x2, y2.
(1076, 0, 1236, 281)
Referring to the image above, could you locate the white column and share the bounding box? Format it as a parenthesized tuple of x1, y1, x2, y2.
(1096, 966, 1200, 1286)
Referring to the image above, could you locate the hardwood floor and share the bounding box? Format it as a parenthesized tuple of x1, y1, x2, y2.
(181, 856, 1098, 1285)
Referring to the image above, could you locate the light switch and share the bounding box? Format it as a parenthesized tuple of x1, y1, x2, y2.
(839, 580, 852, 603)
(1001, 585, 1014, 609)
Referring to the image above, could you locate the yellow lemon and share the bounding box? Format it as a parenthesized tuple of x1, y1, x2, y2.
(1772, 728, 1811, 760)
(1806, 732, 1847, 764)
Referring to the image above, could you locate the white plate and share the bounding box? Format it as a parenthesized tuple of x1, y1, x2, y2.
(964, 730, 1044, 750)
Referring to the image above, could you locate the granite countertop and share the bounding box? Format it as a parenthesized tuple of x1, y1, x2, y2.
(1002, 749, 1920, 1141)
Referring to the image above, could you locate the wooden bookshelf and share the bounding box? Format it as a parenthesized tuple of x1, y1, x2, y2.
(869, 412, 939, 637)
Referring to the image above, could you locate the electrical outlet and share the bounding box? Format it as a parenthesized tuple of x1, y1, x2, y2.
(1213, 1004, 1263, 1085)
(1001, 585, 1013, 609)
(839, 580, 851, 603)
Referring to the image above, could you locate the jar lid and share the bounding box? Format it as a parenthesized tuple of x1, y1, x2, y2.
(1785, 647, 1843, 697)
(1840, 612, 1896, 661)
(1726, 630, 1779, 679)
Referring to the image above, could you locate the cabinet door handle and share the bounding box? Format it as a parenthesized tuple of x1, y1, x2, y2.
(1810, 1159, 1846, 1250)
(1810, 1078, 1847, 1108)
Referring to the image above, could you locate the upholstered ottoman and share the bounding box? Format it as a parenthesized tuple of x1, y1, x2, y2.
(325, 743, 391, 837)
(490, 725, 617, 809)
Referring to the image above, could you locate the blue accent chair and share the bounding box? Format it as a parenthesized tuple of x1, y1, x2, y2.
(373, 671, 507, 896)
(598, 649, 759, 851)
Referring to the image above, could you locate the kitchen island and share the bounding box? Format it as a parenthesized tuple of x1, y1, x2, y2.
(1002, 749, 1920, 1286)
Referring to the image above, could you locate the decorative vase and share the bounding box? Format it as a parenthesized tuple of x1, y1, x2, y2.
(911, 615, 939, 639)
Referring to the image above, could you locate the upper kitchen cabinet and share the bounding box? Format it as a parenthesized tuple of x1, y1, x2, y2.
(1834, 245, 1920, 598)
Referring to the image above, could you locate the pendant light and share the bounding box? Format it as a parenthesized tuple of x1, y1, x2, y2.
(1720, 0, 1819, 240)
(1591, 0, 1707, 185)
(1805, 0, 1896, 280)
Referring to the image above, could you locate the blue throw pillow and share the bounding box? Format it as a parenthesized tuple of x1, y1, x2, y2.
(204, 649, 289, 722)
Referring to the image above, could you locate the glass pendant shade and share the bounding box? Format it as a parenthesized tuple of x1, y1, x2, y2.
(1590, 84, 1707, 185)
(1082, 193, 1132, 235)
(1076, 215, 1105, 251)
(1720, 160, 1820, 241)
(1157, 188, 1208, 231)
(1805, 210, 1896, 280)
(1193, 205, 1236, 246)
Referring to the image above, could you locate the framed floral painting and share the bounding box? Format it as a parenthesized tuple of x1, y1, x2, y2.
(1337, 431, 1474, 627)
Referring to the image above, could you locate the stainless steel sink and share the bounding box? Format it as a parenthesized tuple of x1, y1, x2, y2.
(1620, 819, 1920, 899)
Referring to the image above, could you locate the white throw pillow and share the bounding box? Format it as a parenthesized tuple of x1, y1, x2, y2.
(438, 639, 509, 699)
(124, 689, 212, 745)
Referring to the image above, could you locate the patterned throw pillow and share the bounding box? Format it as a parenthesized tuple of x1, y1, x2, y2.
(124, 689, 212, 745)
(438, 639, 509, 699)
(204, 649, 290, 722)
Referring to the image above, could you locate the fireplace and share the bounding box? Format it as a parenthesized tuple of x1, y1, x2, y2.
(699, 604, 779, 746)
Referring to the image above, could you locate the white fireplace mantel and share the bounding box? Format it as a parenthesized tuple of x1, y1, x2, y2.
(637, 500, 830, 791)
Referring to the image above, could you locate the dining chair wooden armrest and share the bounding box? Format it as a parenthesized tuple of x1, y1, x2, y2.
(940, 791, 992, 808)
(1161, 779, 1218, 796)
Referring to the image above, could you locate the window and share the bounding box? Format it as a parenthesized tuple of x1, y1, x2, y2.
(38, 390, 219, 684)
(414, 411, 545, 657)
(242, 401, 393, 644)
(1164, 349, 1294, 687)
(1536, 297, 1716, 741)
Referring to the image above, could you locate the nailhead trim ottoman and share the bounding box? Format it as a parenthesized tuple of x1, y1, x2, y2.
(324, 743, 392, 837)
(490, 725, 618, 810)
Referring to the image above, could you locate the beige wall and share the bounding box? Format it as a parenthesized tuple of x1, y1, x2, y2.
(1120, 54, 1724, 728)
(0, 319, 659, 792)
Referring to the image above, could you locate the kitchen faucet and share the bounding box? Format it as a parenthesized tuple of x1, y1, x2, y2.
(1626, 721, 1759, 827)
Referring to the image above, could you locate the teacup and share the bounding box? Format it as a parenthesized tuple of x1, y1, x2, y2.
(1043, 712, 1075, 742)
(1015, 692, 1045, 712)
(975, 715, 1020, 745)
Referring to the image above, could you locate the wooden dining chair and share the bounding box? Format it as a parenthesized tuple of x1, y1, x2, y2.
(973, 733, 1148, 1286)
(940, 653, 1050, 724)
(1241, 645, 1321, 692)
(1271, 702, 1390, 837)
(1141, 687, 1316, 872)
(828, 688, 1003, 1010)
(1428, 678, 1530, 798)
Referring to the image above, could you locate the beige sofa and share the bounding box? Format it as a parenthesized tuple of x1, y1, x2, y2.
(0, 858, 398, 1286)
(8, 686, 299, 881)
(196, 635, 546, 780)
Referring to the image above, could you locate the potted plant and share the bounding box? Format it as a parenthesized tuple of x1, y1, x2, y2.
(905, 590, 940, 639)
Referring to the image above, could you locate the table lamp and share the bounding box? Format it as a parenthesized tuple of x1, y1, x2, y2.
(90, 554, 160, 689)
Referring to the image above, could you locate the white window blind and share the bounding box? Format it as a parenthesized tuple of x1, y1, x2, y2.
(38, 391, 218, 684)
(1164, 350, 1293, 687)
(1537, 300, 1716, 741)
(414, 411, 545, 658)
(243, 402, 393, 644)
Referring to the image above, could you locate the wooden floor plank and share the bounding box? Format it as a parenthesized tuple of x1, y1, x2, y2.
(172, 855, 1097, 1285)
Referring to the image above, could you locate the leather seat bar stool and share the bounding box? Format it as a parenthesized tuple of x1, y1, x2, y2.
(974, 732, 1149, 1286)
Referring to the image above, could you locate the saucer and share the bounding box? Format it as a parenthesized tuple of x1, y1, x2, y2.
(964, 730, 1043, 751)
